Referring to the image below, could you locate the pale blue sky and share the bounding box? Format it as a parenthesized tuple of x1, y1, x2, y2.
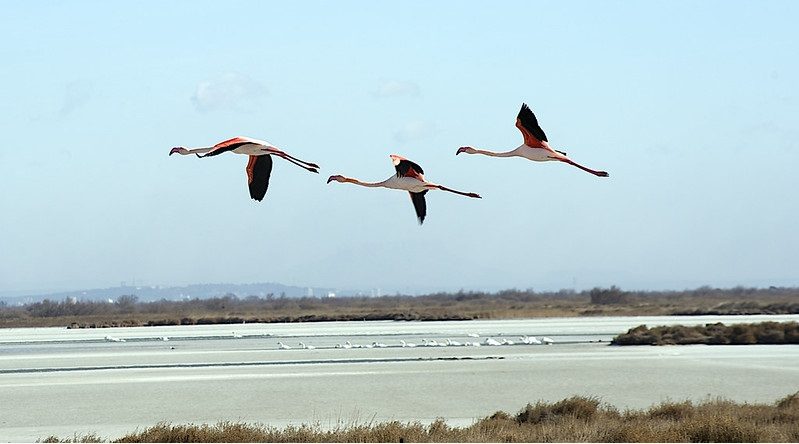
(1, 1, 797, 295)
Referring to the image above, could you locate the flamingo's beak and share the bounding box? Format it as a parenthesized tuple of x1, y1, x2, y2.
(326, 175, 336, 184)
(456, 147, 468, 155)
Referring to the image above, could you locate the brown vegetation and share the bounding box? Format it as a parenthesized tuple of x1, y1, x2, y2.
(612, 321, 799, 345)
(39, 393, 799, 442)
(4, 286, 798, 329)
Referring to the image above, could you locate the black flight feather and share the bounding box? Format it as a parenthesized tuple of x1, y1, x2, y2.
(517, 103, 548, 142)
(395, 159, 425, 178)
(409, 190, 428, 225)
(248, 155, 273, 201)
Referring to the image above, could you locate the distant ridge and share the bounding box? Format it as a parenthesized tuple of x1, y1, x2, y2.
(1, 282, 345, 305)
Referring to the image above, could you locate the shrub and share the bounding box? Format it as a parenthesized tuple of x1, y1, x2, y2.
(517, 396, 601, 424)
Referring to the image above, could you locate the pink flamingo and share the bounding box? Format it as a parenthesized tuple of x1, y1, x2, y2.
(327, 154, 481, 224)
(457, 103, 609, 177)
(169, 136, 319, 201)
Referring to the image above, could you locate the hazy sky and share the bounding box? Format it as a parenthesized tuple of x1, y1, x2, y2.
(1, 1, 797, 295)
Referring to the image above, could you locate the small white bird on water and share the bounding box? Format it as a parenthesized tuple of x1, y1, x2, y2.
(401, 340, 417, 348)
(484, 338, 502, 346)
(299, 342, 315, 350)
(542, 337, 555, 345)
(277, 341, 291, 350)
(521, 335, 543, 345)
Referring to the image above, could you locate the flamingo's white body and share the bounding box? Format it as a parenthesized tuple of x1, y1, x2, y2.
(457, 103, 609, 178)
(104, 335, 125, 343)
(401, 340, 417, 348)
(169, 136, 320, 201)
(484, 338, 502, 346)
(277, 341, 291, 350)
(299, 342, 315, 350)
(446, 339, 463, 347)
(372, 342, 388, 348)
(467, 333, 480, 338)
(542, 337, 555, 345)
(327, 154, 481, 224)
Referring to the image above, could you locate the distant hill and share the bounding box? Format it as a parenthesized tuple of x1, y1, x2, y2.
(1, 282, 346, 306)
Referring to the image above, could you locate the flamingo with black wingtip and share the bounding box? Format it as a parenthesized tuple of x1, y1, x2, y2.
(326, 154, 481, 224)
(169, 136, 320, 202)
(456, 103, 609, 177)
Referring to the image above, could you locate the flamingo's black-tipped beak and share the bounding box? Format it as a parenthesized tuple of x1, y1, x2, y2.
(326, 175, 336, 184)
(456, 147, 468, 155)
(169, 147, 180, 156)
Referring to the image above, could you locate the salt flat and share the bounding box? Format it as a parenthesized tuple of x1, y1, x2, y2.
(1, 315, 797, 442)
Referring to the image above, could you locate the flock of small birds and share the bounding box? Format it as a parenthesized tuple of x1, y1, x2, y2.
(102, 332, 555, 350)
(276, 335, 555, 350)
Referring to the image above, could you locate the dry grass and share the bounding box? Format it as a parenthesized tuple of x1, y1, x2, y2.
(4, 286, 799, 329)
(39, 393, 799, 443)
(612, 321, 799, 345)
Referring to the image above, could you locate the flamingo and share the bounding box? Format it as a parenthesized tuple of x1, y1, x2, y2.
(169, 136, 320, 201)
(299, 342, 315, 350)
(277, 341, 291, 350)
(401, 340, 417, 348)
(327, 154, 481, 224)
(456, 103, 609, 177)
(484, 338, 502, 346)
(542, 337, 555, 345)
(446, 339, 463, 347)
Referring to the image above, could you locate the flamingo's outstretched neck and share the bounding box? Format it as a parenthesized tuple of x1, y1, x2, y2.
(169, 146, 213, 157)
(457, 146, 517, 158)
(327, 175, 387, 188)
(435, 185, 482, 198)
(559, 158, 609, 177)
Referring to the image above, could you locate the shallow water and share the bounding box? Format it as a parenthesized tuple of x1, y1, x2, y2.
(1, 315, 797, 441)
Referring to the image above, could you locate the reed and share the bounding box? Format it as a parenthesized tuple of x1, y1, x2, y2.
(39, 393, 799, 443)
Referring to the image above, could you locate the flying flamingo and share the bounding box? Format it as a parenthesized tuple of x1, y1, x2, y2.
(169, 136, 320, 201)
(456, 104, 609, 177)
(327, 154, 481, 224)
